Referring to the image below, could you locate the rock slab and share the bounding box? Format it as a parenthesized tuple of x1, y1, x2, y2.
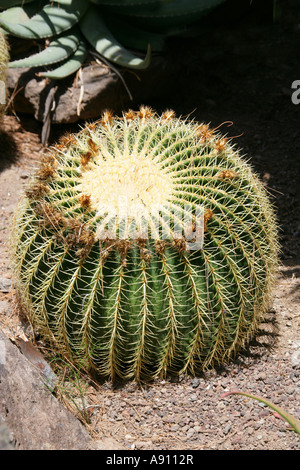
(6, 54, 179, 125)
(0, 329, 91, 450)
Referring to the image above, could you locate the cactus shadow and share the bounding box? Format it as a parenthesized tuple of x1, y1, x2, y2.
(213, 314, 280, 377)
(0, 128, 18, 172)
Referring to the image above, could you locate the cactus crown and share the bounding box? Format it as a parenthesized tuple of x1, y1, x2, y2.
(11, 108, 279, 381)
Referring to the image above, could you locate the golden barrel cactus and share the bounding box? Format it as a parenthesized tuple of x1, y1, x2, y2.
(11, 108, 279, 381)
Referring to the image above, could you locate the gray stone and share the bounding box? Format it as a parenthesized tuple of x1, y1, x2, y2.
(291, 341, 300, 368)
(223, 423, 232, 435)
(0, 329, 91, 450)
(0, 278, 11, 293)
(0, 415, 14, 450)
(170, 424, 179, 432)
(191, 378, 200, 388)
(6, 54, 179, 125)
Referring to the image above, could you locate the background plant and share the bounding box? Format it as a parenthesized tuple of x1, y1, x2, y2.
(221, 391, 300, 435)
(0, 0, 228, 79)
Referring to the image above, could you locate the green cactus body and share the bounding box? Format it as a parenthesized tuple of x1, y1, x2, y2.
(11, 108, 279, 381)
(0, 31, 9, 119)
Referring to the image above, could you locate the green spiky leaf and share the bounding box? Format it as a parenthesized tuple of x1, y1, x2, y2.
(79, 5, 151, 69)
(0, 6, 31, 25)
(221, 391, 300, 435)
(9, 30, 80, 68)
(0, 0, 88, 39)
(37, 38, 87, 78)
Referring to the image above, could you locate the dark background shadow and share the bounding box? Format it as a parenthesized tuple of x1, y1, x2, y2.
(147, 0, 300, 267)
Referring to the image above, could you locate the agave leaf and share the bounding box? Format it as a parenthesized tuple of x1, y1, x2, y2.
(0, 6, 31, 24)
(0, 5, 33, 35)
(221, 391, 300, 435)
(0, 0, 88, 39)
(37, 38, 87, 79)
(9, 30, 80, 68)
(79, 5, 151, 69)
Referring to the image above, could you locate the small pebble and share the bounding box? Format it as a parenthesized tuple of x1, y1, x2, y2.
(192, 378, 200, 388)
(0, 278, 11, 293)
(224, 424, 231, 435)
